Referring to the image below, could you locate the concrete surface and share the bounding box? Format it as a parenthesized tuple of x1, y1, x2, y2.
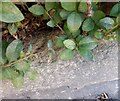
(1, 41, 119, 100)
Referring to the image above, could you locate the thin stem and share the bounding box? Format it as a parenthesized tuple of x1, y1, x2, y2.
(105, 22, 120, 36)
(0, 53, 36, 69)
(45, 11, 65, 34)
(86, 0, 93, 17)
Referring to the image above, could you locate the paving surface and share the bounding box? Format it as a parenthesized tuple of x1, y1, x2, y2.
(1, 41, 119, 100)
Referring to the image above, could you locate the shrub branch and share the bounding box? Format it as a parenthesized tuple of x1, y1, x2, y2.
(45, 11, 65, 34)
(87, 0, 93, 17)
(0, 53, 36, 69)
(105, 22, 120, 35)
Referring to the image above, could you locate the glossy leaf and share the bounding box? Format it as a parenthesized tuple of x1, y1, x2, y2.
(60, 9, 70, 20)
(45, 2, 55, 11)
(55, 37, 64, 48)
(72, 29, 81, 38)
(110, 2, 120, 17)
(59, 49, 75, 60)
(78, 48, 94, 61)
(79, 36, 97, 45)
(78, 2, 88, 13)
(47, 20, 55, 27)
(99, 17, 115, 29)
(82, 18, 95, 32)
(94, 31, 104, 39)
(47, 40, 53, 48)
(63, 39, 76, 50)
(15, 61, 30, 71)
(2, 67, 19, 79)
(79, 36, 97, 50)
(27, 69, 38, 80)
(63, 22, 71, 34)
(60, 0, 77, 11)
(6, 39, 23, 62)
(116, 14, 120, 23)
(0, 41, 8, 65)
(59, 34, 68, 40)
(76, 35, 83, 42)
(28, 4, 45, 16)
(92, 10, 105, 21)
(53, 12, 61, 24)
(91, 2, 98, 11)
(0, 2, 24, 23)
(89, 26, 99, 37)
(8, 23, 18, 35)
(20, 51, 25, 58)
(67, 12, 84, 33)
(11, 75, 24, 88)
(55, 34, 68, 48)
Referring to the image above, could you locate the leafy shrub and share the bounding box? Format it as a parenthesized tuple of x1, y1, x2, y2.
(0, 40, 37, 88)
(0, 1, 120, 87)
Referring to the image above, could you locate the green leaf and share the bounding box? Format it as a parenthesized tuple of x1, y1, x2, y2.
(59, 34, 68, 40)
(2, 67, 19, 79)
(0, 2, 24, 23)
(88, 26, 99, 37)
(53, 12, 61, 24)
(45, 2, 55, 11)
(60, 0, 77, 11)
(116, 14, 120, 23)
(8, 23, 18, 35)
(99, 17, 115, 29)
(20, 51, 25, 58)
(82, 18, 95, 32)
(6, 39, 23, 62)
(55, 37, 64, 48)
(79, 36, 97, 50)
(63, 39, 76, 50)
(14, 61, 30, 71)
(78, 48, 94, 61)
(91, 2, 98, 11)
(94, 31, 104, 39)
(63, 22, 71, 34)
(59, 49, 75, 60)
(78, 2, 88, 13)
(67, 12, 84, 33)
(0, 41, 8, 65)
(47, 40, 53, 48)
(60, 9, 70, 20)
(28, 4, 45, 16)
(55, 35, 68, 48)
(110, 2, 120, 17)
(76, 35, 83, 42)
(47, 20, 55, 27)
(72, 29, 81, 38)
(27, 69, 38, 80)
(11, 75, 24, 88)
(43, 13, 49, 20)
(92, 10, 105, 21)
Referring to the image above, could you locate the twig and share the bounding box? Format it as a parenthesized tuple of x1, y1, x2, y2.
(37, 2, 65, 34)
(105, 22, 120, 36)
(45, 11, 65, 34)
(0, 53, 36, 69)
(86, 0, 93, 17)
